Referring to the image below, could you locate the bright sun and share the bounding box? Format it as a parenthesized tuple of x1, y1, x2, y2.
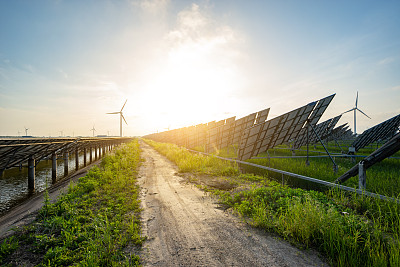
(137, 42, 243, 131)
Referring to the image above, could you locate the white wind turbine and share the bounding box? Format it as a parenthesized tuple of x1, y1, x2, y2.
(24, 126, 29, 136)
(90, 125, 96, 137)
(341, 91, 371, 135)
(107, 100, 128, 137)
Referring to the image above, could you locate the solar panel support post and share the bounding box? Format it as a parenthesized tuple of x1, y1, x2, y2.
(95, 146, 98, 160)
(83, 148, 87, 167)
(51, 153, 57, 183)
(89, 147, 93, 163)
(306, 122, 310, 166)
(334, 138, 344, 154)
(309, 122, 338, 173)
(99, 145, 102, 158)
(28, 155, 35, 190)
(63, 151, 69, 177)
(358, 161, 366, 190)
(75, 148, 79, 171)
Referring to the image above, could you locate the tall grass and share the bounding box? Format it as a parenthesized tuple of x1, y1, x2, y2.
(146, 139, 239, 176)
(145, 139, 400, 267)
(0, 140, 144, 266)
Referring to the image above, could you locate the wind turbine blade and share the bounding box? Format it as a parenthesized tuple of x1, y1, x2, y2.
(355, 91, 358, 107)
(121, 114, 128, 125)
(120, 99, 127, 112)
(341, 108, 355, 115)
(107, 112, 120, 114)
(357, 108, 371, 119)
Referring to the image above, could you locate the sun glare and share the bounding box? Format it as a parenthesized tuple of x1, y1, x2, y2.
(137, 42, 243, 131)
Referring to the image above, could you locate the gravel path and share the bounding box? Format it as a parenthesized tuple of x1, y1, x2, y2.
(138, 141, 328, 267)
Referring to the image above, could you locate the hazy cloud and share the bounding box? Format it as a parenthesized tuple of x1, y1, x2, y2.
(133, 0, 169, 15)
(378, 57, 395, 65)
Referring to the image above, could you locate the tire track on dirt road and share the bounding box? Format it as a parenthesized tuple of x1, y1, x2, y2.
(138, 141, 328, 266)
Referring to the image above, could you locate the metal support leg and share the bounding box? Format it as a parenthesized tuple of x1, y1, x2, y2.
(90, 147, 93, 163)
(28, 156, 35, 190)
(306, 122, 310, 166)
(358, 161, 366, 190)
(64, 151, 69, 177)
(83, 148, 87, 167)
(75, 148, 79, 171)
(95, 146, 98, 160)
(52, 153, 57, 183)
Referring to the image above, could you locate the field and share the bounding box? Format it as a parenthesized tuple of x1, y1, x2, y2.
(212, 142, 400, 198)
(146, 139, 400, 267)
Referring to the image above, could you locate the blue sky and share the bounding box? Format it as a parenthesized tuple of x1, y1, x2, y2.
(1, 0, 399, 136)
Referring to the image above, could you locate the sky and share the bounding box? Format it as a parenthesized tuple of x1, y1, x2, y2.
(0, 0, 399, 137)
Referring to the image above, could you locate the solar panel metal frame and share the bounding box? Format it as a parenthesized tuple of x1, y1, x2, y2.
(206, 118, 232, 152)
(0, 137, 132, 173)
(238, 94, 335, 161)
(351, 114, 400, 151)
(292, 115, 341, 149)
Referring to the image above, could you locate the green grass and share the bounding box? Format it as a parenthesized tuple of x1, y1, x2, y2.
(0, 140, 144, 266)
(246, 145, 400, 198)
(145, 139, 400, 267)
(146, 139, 239, 176)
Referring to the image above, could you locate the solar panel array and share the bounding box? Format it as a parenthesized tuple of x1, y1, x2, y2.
(351, 113, 400, 151)
(0, 137, 132, 173)
(144, 108, 271, 152)
(144, 94, 344, 160)
(237, 94, 335, 160)
(292, 115, 341, 149)
(324, 124, 353, 142)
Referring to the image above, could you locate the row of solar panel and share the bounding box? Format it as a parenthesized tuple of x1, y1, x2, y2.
(145, 93, 400, 160)
(0, 137, 132, 173)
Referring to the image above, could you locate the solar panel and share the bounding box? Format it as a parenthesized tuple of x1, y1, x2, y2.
(232, 113, 257, 145)
(351, 113, 400, 152)
(0, 138, 131, 173)
(325, 124, 353, 142)
(323, 115, 342, 139)
(255, 108, 270, 124)
(292, 115, 341, 149)
(237, 94, 335, 161)
(219, 117, 237, 149)
(206, 118, 234, 152)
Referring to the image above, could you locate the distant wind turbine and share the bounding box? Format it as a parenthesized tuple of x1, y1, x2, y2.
(59, 130, 63, 137)
(341, 91, 371, 135)
(24, 127, 29, 136)
(90, 126, 96, 137)
(107, 100, 128, 137)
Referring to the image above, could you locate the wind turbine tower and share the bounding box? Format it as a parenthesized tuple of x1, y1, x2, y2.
(24, 127, 29, 136)
(341, 91, 371, 135)
(90, 126, 96, 137)
(107, 100, 128, 137)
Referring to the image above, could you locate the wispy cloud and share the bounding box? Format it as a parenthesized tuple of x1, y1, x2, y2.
(58, 68, 68, 79)
(378, 57, 395, 65)
(133, 0, 169, 15)
(390, 85, 400, 91)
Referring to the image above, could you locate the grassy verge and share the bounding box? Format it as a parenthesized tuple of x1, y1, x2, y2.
(144, 139, 400, 267)
(0, 140, 144, 266)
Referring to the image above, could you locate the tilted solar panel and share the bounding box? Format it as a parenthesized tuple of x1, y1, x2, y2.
(237, 94, 335, 160)
(351, 113, 400, 152)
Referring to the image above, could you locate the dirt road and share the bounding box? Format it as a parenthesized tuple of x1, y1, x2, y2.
(138, 142, 328, 267)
